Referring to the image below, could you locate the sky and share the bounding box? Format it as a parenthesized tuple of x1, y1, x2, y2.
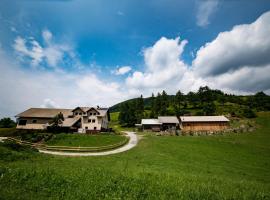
(0, 0, 270, 118)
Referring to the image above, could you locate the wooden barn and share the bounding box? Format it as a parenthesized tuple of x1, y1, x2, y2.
(180, 116, 229, 132)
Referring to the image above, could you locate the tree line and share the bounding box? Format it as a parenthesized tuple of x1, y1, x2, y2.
(117, 86, 270, 126)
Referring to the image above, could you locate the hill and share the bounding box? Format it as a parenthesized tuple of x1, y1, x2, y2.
(110, 87, 270, 127)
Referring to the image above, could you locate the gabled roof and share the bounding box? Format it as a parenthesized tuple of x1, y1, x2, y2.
(158, 116, 179, 124)
(16, 107, 110, 120)
(16, 108, 72, 118)
(180, 116, 229, 122)
(141, 119, 161, 125)
(61, 116, 81, 127)
(72, 107, 109, 117)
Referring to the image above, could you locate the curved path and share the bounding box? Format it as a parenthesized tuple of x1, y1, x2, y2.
(39, 132, 138, 156)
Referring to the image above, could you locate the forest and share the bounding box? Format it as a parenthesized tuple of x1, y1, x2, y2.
(112, 86, 270, 127)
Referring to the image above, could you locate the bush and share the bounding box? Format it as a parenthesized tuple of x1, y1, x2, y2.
(243, 107, 257, 118)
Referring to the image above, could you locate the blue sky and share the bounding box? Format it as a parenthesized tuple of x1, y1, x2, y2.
(0, 0, 270, 117)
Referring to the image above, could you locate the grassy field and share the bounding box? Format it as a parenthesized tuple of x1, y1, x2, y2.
(0, 112, 269, 199)
(45, 133, 126, 147)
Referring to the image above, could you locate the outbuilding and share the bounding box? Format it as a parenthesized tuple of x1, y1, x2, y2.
(179, 116, 229, 132)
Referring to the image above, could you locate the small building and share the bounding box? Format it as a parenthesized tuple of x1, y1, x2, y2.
(136, 119, 162, 132)
(16, 106, 110, 133)
(180, 116, 229, 132)
(158, 116, 180, 131)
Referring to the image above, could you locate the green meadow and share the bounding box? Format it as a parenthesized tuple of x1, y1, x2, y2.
(45, 133, 126, 147)
(0, 112, 270, 199)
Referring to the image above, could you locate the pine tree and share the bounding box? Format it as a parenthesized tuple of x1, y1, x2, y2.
(160, 90, 168, 115)
(154, 92, 162, 116)
(136, 95, 144, 123)
(173, 90, 184, 117)
(150, 93, 155, 118)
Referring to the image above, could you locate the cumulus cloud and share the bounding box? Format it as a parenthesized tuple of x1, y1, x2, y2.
(0, 48, 129, 118)
(113, 66, 132, 75)
(193, 11, 270, 77)
(126, 11, 270, 95)
(1, 11, 270, 118)
(196, 0, 219, 27)
(126, 37, 196, 93)
(41, 99, 59, 108)
(13, 29, 72, 68)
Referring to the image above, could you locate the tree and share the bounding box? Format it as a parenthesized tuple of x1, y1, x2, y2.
(243, 107, 256, 118)
(135, 95, 144, 123)
(173, 90, 184, 117)
(198, 86, 213, 107)
(154, 92, 162, 116)
(0, 117, 16, 128)
(51, 112, 64, 127)
(203, 102, 216, 116)
(160, 90, 169, 115)
(187, 91, 199, 108)
(149, 93, 155, 118)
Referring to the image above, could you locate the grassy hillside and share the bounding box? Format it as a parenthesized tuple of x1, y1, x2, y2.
(0, 112, 269, 199)
(46, 133, 126, 147)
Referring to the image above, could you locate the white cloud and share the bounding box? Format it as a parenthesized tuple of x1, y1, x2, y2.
(126, 37, 194, 93)
(0, 48, 129, 118)
(1, 11, 270, 118)
(126, 11, 270, 95)
(193, 11, 270, 77)
(13, 29, 72, 68)
(13, 36, 43, 66)
(196, 0, 219, 27)
(41, 98, 59, 108)
(113, 66, 132, 75)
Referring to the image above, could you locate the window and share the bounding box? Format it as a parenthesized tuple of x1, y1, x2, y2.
(18, 120, 27, 125)
(94, 127, 97, 130)
(79, 113, 82, 115)
(92, 119, 95, 123)
(75, 112, 78, 115)
(85, 127, 88, 130)
(89, 113, 92, 116)
(88, 119, 91, 123)
(32, 119, 37, 123)
(93, 113, 96, 116)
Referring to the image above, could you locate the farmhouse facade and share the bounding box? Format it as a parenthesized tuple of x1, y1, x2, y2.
(16, 106, 110, 133)
(137, 115, 229, 132)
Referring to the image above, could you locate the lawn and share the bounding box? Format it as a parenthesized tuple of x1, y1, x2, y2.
(0, 112, 269, 199)
(45, 133, 127, 147)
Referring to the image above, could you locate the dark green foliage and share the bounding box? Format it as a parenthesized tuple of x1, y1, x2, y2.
(112, 86, 270, 126)
(135, 95, 144, 123)
(0, 118, 16, 128)
(173, 90, 184, 117)
(118, 100, 137, 126)
(51, 112, 65, 127)
(160, 90, 169, 115)
(243, 107, 257, 118)
(149, 93, 155, 118)
(203, 102, 216, 115)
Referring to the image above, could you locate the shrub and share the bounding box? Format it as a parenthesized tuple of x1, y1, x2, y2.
(243, 107, 257, 118)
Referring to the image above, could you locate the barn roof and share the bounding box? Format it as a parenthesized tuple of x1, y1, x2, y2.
(180, 116, 229, 122)
(16, 108, 73, 118)
(158, 116, 179, 124)
(141, 119, 162, 125)
(16, 107, 109, 118)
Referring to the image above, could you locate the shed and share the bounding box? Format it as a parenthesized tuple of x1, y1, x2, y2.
(180, 116, 229, 131)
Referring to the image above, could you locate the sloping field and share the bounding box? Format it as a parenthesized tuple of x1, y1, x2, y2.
(0, 112, 269, 199)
